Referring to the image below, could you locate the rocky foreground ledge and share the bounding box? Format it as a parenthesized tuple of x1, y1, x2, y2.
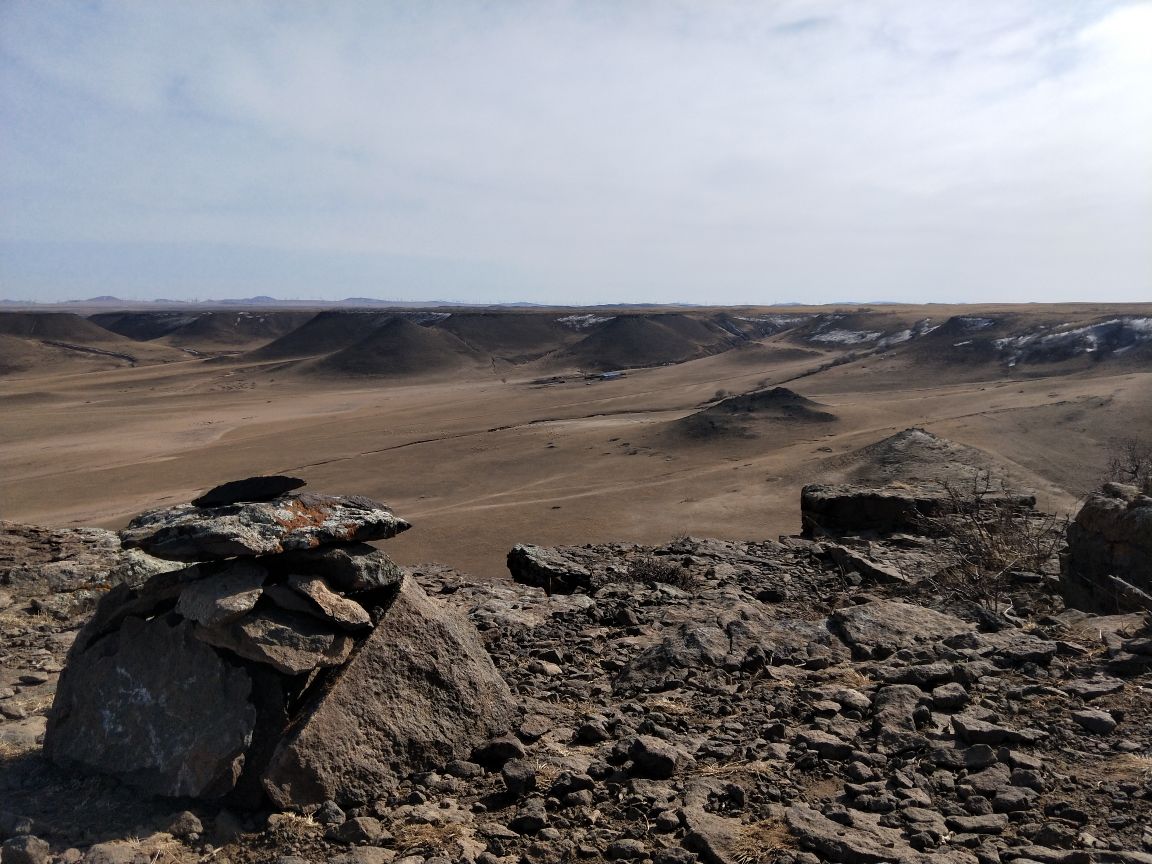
(1, 480, 1151, 864)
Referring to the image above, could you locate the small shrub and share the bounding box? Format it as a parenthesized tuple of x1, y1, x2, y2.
(918, 474, 1067, 614)
(626, 554, 697, 590)
(1105, 436, 1152, 493)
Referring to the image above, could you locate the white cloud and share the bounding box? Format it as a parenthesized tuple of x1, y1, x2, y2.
(1, 0, 1148, 301)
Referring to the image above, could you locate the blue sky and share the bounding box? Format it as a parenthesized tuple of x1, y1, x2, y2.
(1, 1, 1149, 304)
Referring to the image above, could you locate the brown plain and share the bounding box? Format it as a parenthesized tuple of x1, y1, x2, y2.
(2, 302, 1150, 580)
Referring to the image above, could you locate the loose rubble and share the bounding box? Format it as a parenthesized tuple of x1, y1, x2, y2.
(1, 481, 1150, 864)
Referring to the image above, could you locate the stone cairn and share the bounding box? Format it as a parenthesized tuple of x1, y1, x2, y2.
(44, 476, 518, 809)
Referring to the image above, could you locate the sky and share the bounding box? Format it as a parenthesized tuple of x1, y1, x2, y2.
(1, 1, 1150, 305)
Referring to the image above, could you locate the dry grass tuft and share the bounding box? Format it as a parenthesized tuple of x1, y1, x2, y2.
(392, 821, 464, 854)
(625, 554, 699, 591)
(731, 818, 794, 863)
(1107, 753, 1152, 782)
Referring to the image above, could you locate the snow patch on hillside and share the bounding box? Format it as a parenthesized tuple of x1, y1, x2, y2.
(995, 317, 1152, 365)
(811, 329, 883, 345)
(558, 315, 615, 330)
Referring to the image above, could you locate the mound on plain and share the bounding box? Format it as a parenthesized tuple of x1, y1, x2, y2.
(550, 313, 739, 371)
(307, 317, 487, 378)
(669, 386, 838, 441)
(824, 427, 1013, 488)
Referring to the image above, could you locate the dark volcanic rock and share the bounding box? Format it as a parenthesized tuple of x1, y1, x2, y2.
(831, 599, 970, 657)
(261, 576, 518, 807)
(194, 608, 356, 676)
(270, 543, 404, 594)
(45, 615, 256, 798)
(1061, 484, 1152, 613)
(192, 476, 307, 507)
(18, 476, 1152, 859)
(801, 482, 1034, 538)
(119, 494, 411, 561)
(787, 804, 977, 864)
(174, 560, 266, 626)
(506, 543, 592, 594)
(617, 604, 844, 690)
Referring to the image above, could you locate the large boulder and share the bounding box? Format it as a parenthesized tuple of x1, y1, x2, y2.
(507, 543, 593, 594)
(44, 615, 257, 798)
(261, 576, 518, 807)
(1062, 483, 1152, 612)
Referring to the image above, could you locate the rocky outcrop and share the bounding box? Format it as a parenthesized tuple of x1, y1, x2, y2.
(0, 520, 178, 619)
(44, 480, 516, 807)
(1061, 483, 1152, 613)
(506, 543, 594, 594)
(831, 599, 970, 659)
(801, 483, 1035, 538)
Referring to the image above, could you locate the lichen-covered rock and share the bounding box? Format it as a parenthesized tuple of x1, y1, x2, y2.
(119, 494, 411, 561)
(261, 575, 518, 807)
(44, 615, 256, 798)
(0, 521, 179, 606)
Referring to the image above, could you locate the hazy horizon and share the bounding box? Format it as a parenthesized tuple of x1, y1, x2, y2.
(2, 1, 1150, 305)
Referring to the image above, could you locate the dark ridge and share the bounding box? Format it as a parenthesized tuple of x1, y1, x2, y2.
(249, 311, 398, 360)
(89, 311, 205, 341)
(552, 313, 739, 372)
(433, 313, 578, 361)
(164, 311, 316, 349)
(308, 317, 486, 377)
(0, 311, 128, 343)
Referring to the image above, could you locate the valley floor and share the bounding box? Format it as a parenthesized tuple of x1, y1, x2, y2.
(3, 316, 1149, 578)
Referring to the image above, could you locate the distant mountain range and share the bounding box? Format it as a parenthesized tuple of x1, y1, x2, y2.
(0, 296, 719, 310)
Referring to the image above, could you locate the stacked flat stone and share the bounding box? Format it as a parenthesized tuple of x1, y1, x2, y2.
(44, 477, 517, 808)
